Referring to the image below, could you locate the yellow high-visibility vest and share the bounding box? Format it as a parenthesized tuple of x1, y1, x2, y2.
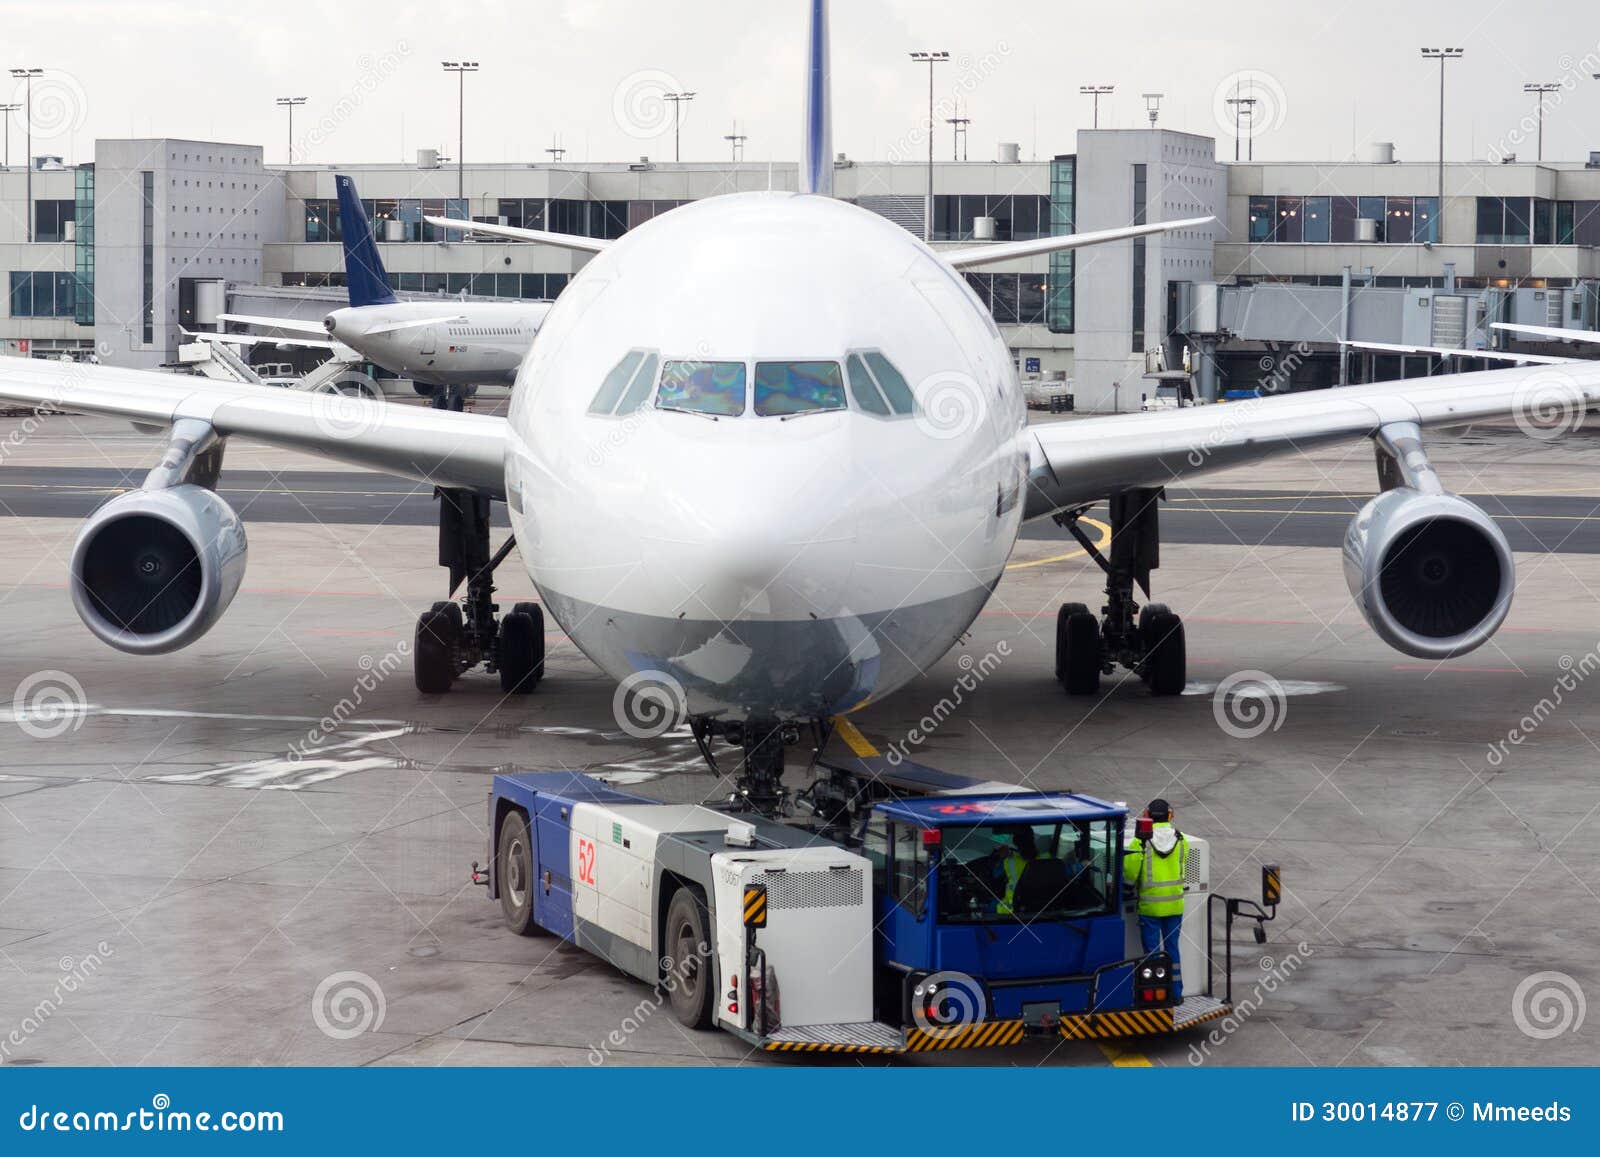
(1123, 824, 1188, 917)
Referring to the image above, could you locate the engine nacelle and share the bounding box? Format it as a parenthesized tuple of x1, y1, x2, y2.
(69, 484, 248, 655)
(1343, 487, 1513, 660)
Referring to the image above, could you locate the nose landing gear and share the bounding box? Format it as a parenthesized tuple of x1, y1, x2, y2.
(689, 717, 830, 818)
(1054, 488, 1186, 697)
(412, 486, 544, 695)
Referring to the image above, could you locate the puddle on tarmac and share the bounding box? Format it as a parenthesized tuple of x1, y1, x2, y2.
(1183, 680, 1346, 698)
(145, 726, 418, 790)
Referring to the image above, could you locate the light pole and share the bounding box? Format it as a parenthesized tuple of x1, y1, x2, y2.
(909, 50, 949, 242)
(724, 121, 748, 162)
(664, 92, 696, 162)
(946, 115, 969, 161)
(1523, 82, 1560, 162)
(0, 104, 19, 170)
(1225, 82, 1257, 161)
(1421, 49, 1463, 222)
(441, 61, 478, 200)
(1142, 92, 1164, 128)
(274, 96, 306, 164)
(11, 68, 41, 242)
(1079, 85, 1114, 129)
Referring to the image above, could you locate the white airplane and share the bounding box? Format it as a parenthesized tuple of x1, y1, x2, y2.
(2, 0, 1598, 810)
(216, 174, 550, 400)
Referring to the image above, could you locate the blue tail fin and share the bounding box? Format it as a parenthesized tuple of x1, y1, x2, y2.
(335, 174, 398, 308)
(799, 0, 832, 195)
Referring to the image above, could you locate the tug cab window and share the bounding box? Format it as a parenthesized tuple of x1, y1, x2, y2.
(657, 360, 747, 417)
(935, 818, 1117, 924)
(588, 350, 659, 416)
(846, 351, 917, 416)
(753, 361, 846, 416)
(890, 823, 928, 918)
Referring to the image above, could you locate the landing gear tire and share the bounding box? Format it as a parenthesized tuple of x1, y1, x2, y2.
(414, 607, 459, 694)
(1137, 603, 1170, 684)
(498, 607, 544, 695)
(496, 810, 545, 936)
(1142, 609, 1187, 696)
(664, 887, 714, 1029)
(1056, 604, 1102, 696)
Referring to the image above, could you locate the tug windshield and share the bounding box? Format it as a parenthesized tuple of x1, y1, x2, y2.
(935, 818, 1118, 924)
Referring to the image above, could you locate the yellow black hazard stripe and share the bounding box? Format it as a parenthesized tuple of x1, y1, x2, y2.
(742, 887, 767, 927)
(904, 1019, 1026, 1052)
(1059, 1008, 1173, 1039)
(762, 1040, 901, 1054)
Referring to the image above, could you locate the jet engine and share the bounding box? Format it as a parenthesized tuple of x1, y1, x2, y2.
(1343, 487, 1513, 660)
(69, 483, 248, 655)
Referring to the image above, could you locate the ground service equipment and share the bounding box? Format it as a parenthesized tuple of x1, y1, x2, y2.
(476, 755, 1278, 1054)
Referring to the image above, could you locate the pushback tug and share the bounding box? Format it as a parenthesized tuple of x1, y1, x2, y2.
(474, 756, 1280, 1054)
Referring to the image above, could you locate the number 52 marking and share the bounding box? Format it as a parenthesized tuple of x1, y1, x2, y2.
(577, 838, 597, 887)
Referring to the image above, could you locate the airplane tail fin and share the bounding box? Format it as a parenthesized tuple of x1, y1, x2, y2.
(335, 174, 398, 308)
(799, 0, 832, 196)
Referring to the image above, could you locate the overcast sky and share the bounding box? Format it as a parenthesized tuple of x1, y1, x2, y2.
(4, 0, 1598, 171)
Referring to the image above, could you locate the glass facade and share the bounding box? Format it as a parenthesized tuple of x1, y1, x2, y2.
(141, 171, 154, 344)
(1131, 163, 1147, 352)
(73, 165, 94, 326)
(962, 273, 1047, 325)
(281, 270, 569, 299)
(930, 193, 1050, 242)
(1475, 197, 1600, 245)
(1047, 156, 1075, 334)
(33, 200, 75, 244)
(8, 272, 78, 318)
(1250, 194, 1438, 243)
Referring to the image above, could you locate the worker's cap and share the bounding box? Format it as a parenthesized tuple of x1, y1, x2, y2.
(1147, 798, 1172, 821)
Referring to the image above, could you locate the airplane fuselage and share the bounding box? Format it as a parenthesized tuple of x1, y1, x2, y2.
(505, 192, 1028, 722)
(325, 301, 549, 388)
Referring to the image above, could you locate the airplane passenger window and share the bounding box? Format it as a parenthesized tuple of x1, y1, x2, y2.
(588, 350, 644, 415)
(846, 355, 890, 415)
(753, 361, 846, 417)
(657, 360, 747, 417)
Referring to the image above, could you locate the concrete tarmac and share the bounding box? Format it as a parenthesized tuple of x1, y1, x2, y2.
(0, 410, 1597, 1068)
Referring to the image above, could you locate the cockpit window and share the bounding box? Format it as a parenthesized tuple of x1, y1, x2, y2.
(615, 353, 659, 415)
(589, 350, 660, 417)
(589, 351, 644, 415)
(753, 362, 846, 417)
(847, 352, 916, 417)
(658, 360, 747, 417)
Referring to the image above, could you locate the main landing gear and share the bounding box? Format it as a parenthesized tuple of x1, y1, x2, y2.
(413, 486, 545, 696)
(1053, 487, 1186, 697)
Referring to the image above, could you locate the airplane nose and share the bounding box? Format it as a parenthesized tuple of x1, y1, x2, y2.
(645, 456, 857, 620)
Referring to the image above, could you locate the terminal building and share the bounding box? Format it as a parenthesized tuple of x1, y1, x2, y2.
(3, 130, 1598, 410)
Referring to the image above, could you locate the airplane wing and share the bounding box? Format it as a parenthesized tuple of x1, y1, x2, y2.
(217, 313, 330, 337)
(185, 329, 352, 355)
(0, 358, 506, 496)
(1024, 361, 1600, 517)
(423, 216, 611, 254)
(364, 315, 467, 336)
(940, 217, 1214, 270)
(1492, 321, 1600, 344)
(1344, 339, 1574, 366)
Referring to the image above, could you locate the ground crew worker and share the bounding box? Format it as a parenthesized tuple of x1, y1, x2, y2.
(1123, 798, 1188, 1000)
(996, 826, 1039, 916)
